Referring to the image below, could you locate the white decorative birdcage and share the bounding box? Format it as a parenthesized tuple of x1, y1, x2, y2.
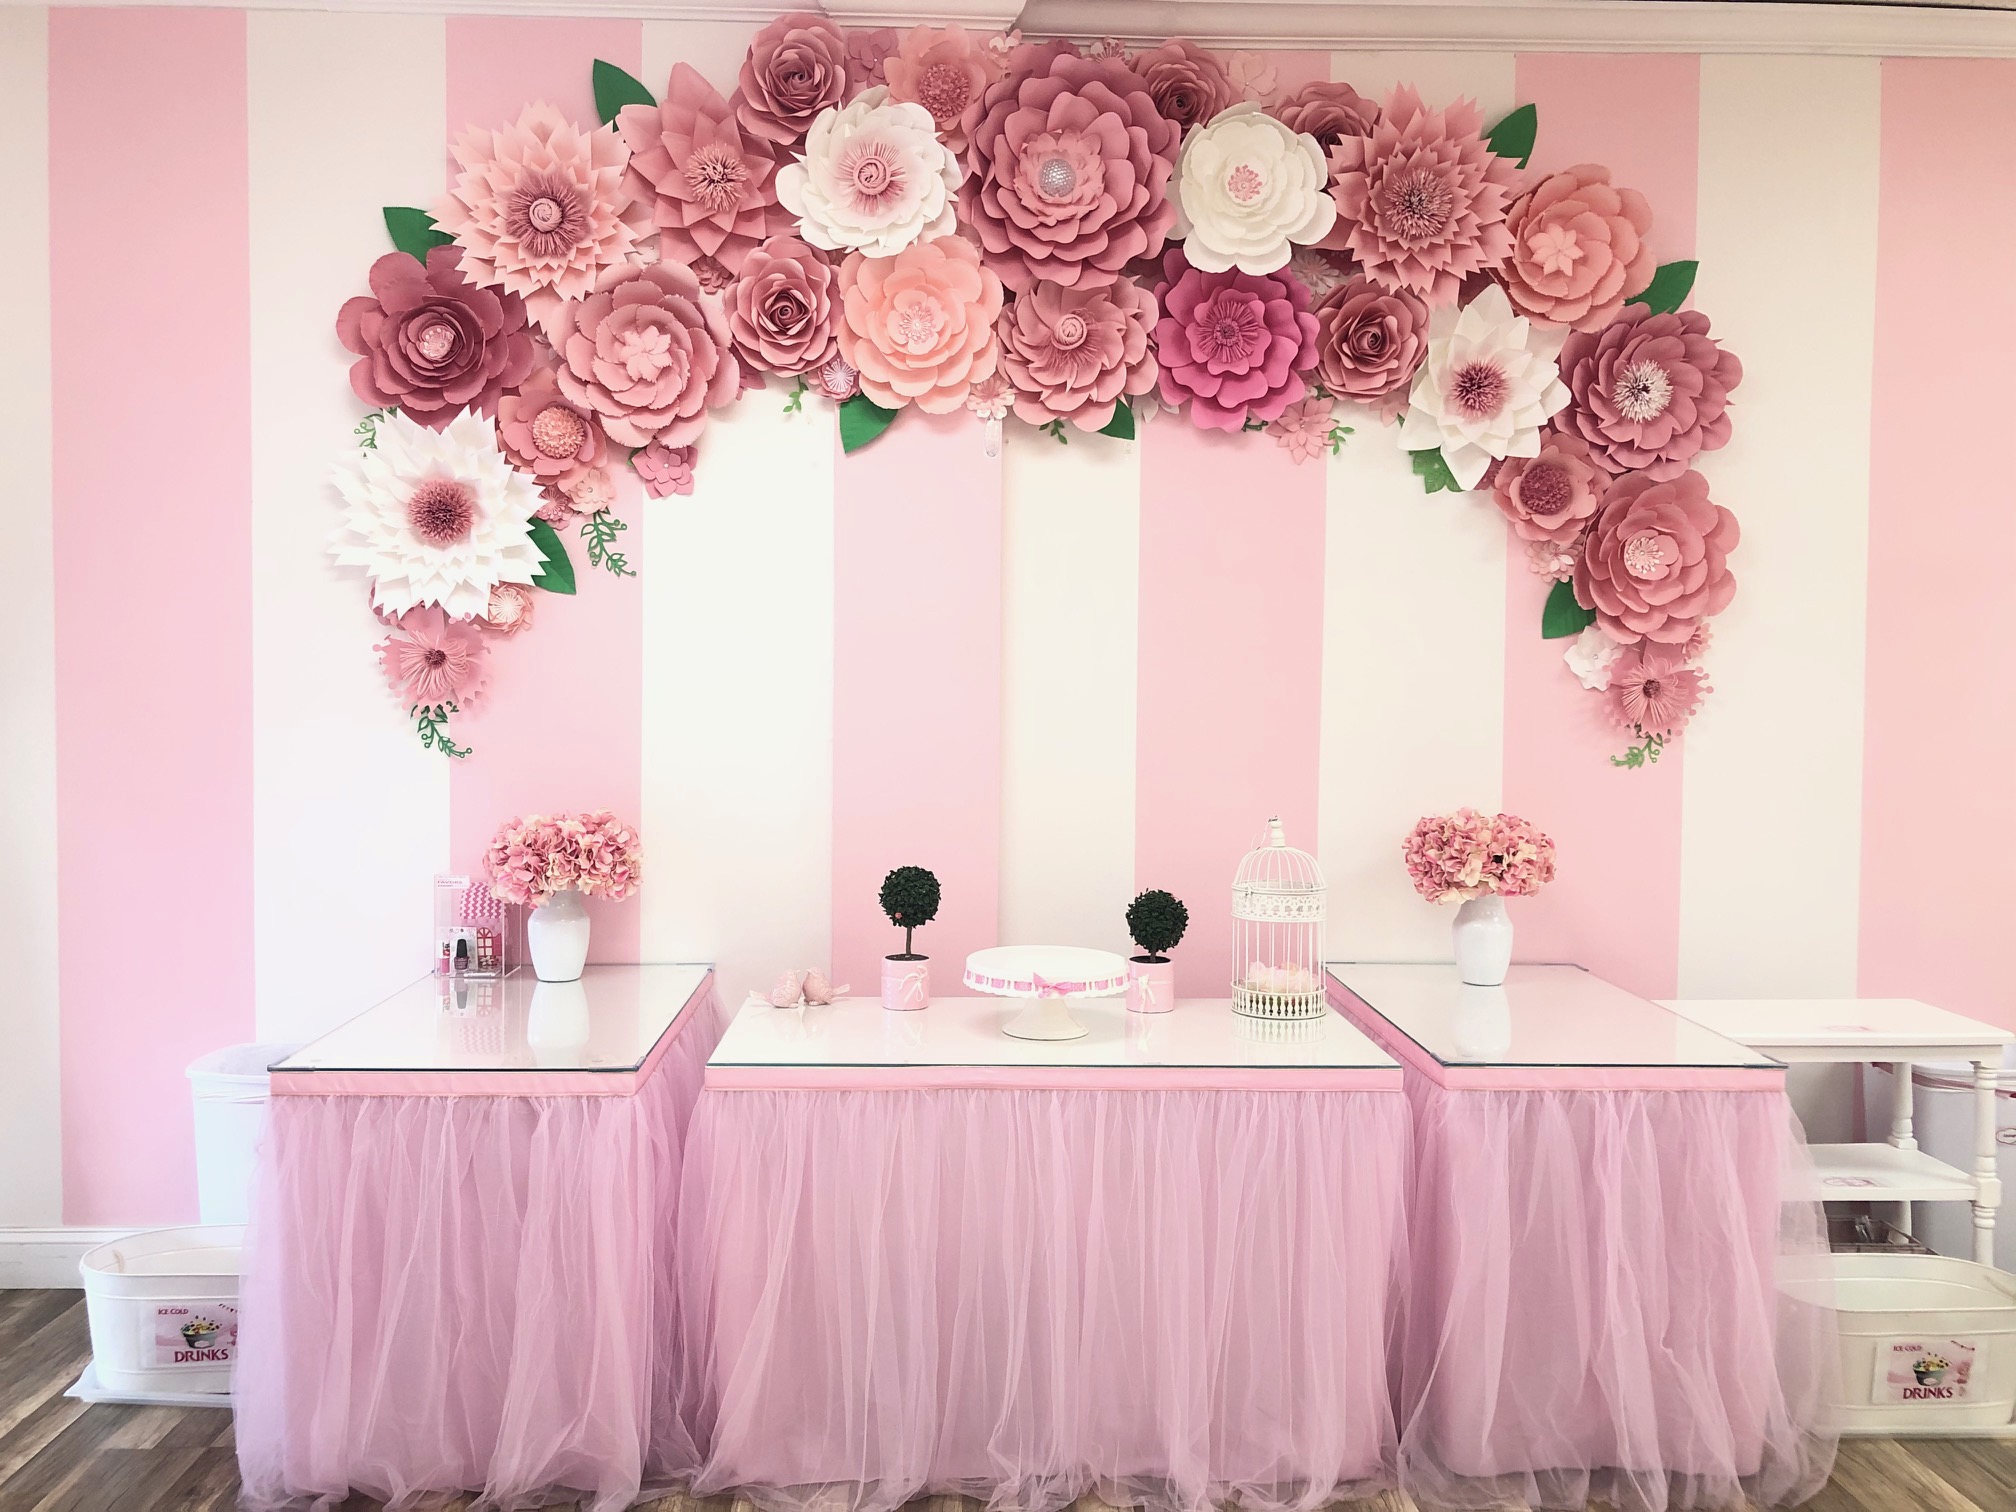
(1231, 817, 1327, 1020)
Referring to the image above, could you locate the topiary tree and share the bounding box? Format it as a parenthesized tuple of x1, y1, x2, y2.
(879, 865, 941, 960)
(1125, 889, 1189, 962)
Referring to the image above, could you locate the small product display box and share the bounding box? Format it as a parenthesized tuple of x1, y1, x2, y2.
(432, 874, 525, 981)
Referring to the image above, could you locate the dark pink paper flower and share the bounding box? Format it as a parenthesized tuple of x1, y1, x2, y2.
(1325, 86, 1517, 307)
(996, 275, 1158, 431)
(337, 247, 536, 429)
(1152, 248, 1318, 431)
(618, 62, 787, 276)
(1127, 37, 1234, 134)
(1606, 641, 1709, 739)
(884, 24, 1000, 156)
(1557, 305, 1743, 479)
(725, 235, 841, 377)
(961, 49, 1181, 292)
(633, 441, 696, 498)
(1270, 80, 1379, 152)
(495, 366, 609, 488)
(737, 11, 851, 146)
(1310, 274, 1427, 418)
(1575, 468, 1739, 645)
(377, 606, 490, 708)
(1488, 427, 1605, 545)
(845, 28, 899, 92)
(1500, 164, 1655, 331)
(551, 261, 739, 448)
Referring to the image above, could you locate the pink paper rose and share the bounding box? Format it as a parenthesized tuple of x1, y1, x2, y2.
(1574, 468, 1739, 645)
(618, 62, 788, 276)
(551, 261, 739, 448)
(1127, 37, 1234, 133)
(494, 366, 609, 488)
(1499, 164, 1655, 331)
(633, 441, 696, 498)
(337, 247, 536, 429)
(725, 235, 841, 377)
(1488, 427, 1605, 545)
(736, 11, 851, 146)
(995, 275, 1158, 431)
(1310, 275, 1428, 417)
(1153, 249, 1319, 431)
(837, 236, 1004, 413)
(377, 606, 490, 709)
(884, 24, 1000, 155)
(1557, 305, 1743, 479)
(1270, 80, 1379, 152)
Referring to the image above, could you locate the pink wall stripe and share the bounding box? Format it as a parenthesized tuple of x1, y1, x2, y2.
(1135, 425, 1325, 991)
(830, 413, 1003, 991)
(1860, 59, 2016, 1032)
(1501, 54, 1699, 999)
(50, 9, 254, 1225)
(445, 17, 646, 964)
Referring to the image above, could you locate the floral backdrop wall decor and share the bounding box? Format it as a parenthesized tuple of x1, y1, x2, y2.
(328, 17, 1744, 766)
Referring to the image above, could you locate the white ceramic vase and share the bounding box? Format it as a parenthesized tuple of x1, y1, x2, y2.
(525, 977, 591, 1059)
(528, 887, 591, 982)
(1452, 894, 1513, 987)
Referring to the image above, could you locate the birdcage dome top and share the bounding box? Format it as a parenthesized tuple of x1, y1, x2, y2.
(1232, 817, 1326, 895)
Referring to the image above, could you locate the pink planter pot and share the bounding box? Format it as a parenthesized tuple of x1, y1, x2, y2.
(1127, 958, 1175, 1014)
(882, 956, 930, 1011)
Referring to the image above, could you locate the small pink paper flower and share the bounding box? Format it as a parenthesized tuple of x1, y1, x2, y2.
(337, 247, 536, 429)
(1270, 79, 1379, 152)
(1153, 249, 1318, 431)
(495, 367, 609, 488)
(1575, 468, 1738, 645)
(377, 606, 490, 708)
(618, 62, 788, 276)
(633, 441, 696, 497)
(725, 235, 841, 377)
(1488, 427, 1605, 544)
(1500, 164, 1655, 332)
(966, 372, 1013, 422)
(1527, 537, 1580, 583)
(995, 276, 1158, 432)
(1267, 394, 1335, 463)
(551, 261, 739, 448)
(479, 582, 536, 636)
(884, 24, 1000, 155)
(1557, 305, 1743, 479)
(845, 27, 899, 91)
(1606, 641, 1709, 739)
(1128, 37, 1234, 133)
(838, 236, 1004, 413)
(737, 11, 851, 146)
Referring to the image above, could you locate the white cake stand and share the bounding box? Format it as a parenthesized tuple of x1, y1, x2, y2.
(964, 946, 1130, 1042)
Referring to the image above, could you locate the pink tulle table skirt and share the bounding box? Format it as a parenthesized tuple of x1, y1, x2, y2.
(676, 1086, 1412, 1512)
(233, 987, 729, 1512)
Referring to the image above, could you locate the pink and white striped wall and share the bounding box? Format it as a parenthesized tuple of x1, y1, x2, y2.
(2, 9, 2011, 1230)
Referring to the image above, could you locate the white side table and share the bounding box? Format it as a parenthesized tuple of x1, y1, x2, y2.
(1660, 998, 2012, 1265)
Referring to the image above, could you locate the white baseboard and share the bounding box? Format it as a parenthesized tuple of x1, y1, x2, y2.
(0, 1227, 136, 1289)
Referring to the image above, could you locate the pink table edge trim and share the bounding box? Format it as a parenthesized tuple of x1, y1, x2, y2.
(961, 971, 1130, 997)
(703, 1063, 1403, 1093)
(269, 969, 716, 1098)
(1325, 981, 1787, 1093)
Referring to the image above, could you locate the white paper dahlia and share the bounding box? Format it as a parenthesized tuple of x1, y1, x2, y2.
(1171, 102, 1336, 275)
(330, 410, 547, 622)
(774, 87, 962, 258)
(1395, 283, 1571, 491)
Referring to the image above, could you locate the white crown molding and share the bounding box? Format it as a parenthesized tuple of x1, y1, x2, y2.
(0, 1227, 134, 1290)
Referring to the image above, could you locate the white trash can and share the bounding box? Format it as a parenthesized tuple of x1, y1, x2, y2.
(186, 1043, 296, 1226)
(79, 1225, 243, 1400)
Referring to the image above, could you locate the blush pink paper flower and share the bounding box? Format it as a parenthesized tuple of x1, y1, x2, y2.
(995, 275, 1158, 431)
(813, 353, 861, 400)
(1310, 275, 1428, 418)
(961, 49, 1181, 292)
(1153, 249, 1319, 431)
(837, 236, 1004, 413)
(633, 441, 696, 497)
(725, 235, 841, 377)
(737, 11, 851, 146)
(1606, 641, 1709, 739)
(1557, 305, 1743, 479)
(1324, 86, 1517, 307)
(377, 606, 490, 709)
(1128, 37, 1234, 133)
(1499, 164, 1655, 331)
(1527, 537, 1579, 582)
(1575, 468, 1739, 645)
(337, 247, 536, 429)
(551, 261, 739, 448)
(494, 367, 609, 487)
(1270, 79, 1379, 152)
(1488, 427, 1605, 544)
(1266, 394, 1335, 463)
(434, 102, 645, 325)
(478, 581, 536, 636)
(884, 24, 1000, 155)
(618, 62, 787, 276)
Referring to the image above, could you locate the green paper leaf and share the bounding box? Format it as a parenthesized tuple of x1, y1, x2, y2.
(383, 207, 452, 263)
(1541, 578, 1595, 640)
(526, 518, 577, 595)
(592, 59, 656, 127)
(838, 394, 899, 453)
(1409, 448, 1461, 495)
(1098, 402, 1135, 441)
(579, 510, 635, 577)
(1629, 259, 1698, 316)
(1485, 103, 1537, 168)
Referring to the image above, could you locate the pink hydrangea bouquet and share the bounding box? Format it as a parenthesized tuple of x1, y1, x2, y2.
(1403, 808, 1556, 904)
(484, 810, 641, 907)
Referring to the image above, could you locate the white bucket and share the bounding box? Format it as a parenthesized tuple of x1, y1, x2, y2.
(1866, 1053, 2016, 1271)
(79, 1225, 243, 1399)
(186, 1042, 295, 1226)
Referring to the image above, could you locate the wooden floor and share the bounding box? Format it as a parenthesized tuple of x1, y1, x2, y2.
(5, 1289, 2013, 1512)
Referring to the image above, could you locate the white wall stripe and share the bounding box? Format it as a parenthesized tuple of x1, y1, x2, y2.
(0, 6, 62, 1229)
(1680, 54, 1877, 1001)
(998, 426, 1141, 954)
(639, 398, 835, 1001)
(248, 12, 451, 1046)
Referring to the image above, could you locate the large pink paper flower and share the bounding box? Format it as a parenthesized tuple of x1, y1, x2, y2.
(1325, 86, 1517, 307)
(961, 49, 1181, 292)
(435, 102, 644, 323)
(495, 366, 609, 488)
(551, 261, 739, 448)
(337, 246, 536, 429)
(996, 275, 1158, 431)
(838, 236, 1004, 412)
(1488, 427, 1605, 544)
(1499, 164, 1655, 331)
(618, 62, 787, 276)
(1153, 249, 1318, 431)
(884, 24, 999, 156)
(1557, 306, 1743, 479)
(725, 235, 841, 377)
(377, 606, 490, 709)
(1310, 274, 1427, 417)
(1127, 37, 1234, 133)
(1270, 80, 1379, 152)
(737, 11, 851, 146)
(1605, 641, 1708, 740)
(1574, 468, 1738, 645)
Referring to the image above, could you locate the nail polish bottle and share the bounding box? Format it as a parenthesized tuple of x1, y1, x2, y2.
(453, 937, 470, 976)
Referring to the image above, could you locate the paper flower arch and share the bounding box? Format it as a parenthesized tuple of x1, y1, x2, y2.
(330, 20, 1742, 769)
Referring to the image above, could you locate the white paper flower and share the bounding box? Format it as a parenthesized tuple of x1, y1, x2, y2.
(1170, 102, 1336, 276)
(1564, 624, 1625, 690)
(774, 87, 962, 258)
(330, 410, 547, 621)
(1395, 283, 1571, 491)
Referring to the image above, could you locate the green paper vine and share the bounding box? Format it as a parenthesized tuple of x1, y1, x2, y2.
(353, 407, 394, 448)
(580, 510, 635, 577)
(414, 702, 471, 759)
(1326, 423, 1354, 455)
(783, 377, 808, 415)
(1040, 419, 1069, 445)
(1611, 731, 1667, 770)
